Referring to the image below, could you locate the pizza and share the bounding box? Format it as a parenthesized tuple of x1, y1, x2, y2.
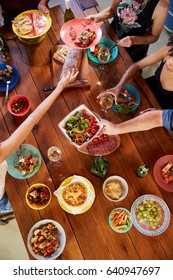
(62, 182, 88, 206)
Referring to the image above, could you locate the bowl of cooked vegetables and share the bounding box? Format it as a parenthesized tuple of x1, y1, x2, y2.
(27, 219, 66, 259)
(109, 207, 133, 233)
(25, 183, 52, 210)
(112, 83, 140, 114)
(8, 95, 30, 117)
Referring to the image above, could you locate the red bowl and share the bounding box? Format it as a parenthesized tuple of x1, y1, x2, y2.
(8, 95, 30, 117)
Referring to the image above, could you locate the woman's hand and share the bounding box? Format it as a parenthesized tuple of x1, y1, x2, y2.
(38, 1, 49, 14)
(99, 119, 117, 135)
(58, 68, 79, 88)
(97, 86, 121, 105)
(117, 36, 134, 48)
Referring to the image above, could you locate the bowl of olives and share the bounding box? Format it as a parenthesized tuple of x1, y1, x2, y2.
(8, 95, 30, 117)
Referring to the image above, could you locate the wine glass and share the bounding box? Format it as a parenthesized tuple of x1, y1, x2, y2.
(97, 47, 111, 73)
(47, 146, 63, 166)
(99, 92, 114, 118)
(0, 37, 7, 62)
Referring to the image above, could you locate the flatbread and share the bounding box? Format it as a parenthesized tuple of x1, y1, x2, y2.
(53, 45, 69, 64)
(62, 182, 88, 207)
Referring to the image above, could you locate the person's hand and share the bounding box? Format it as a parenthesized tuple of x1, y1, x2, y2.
(85, 15, 98, 23)
(58, 68, 79, 87)
(97, 86, 121, 105)
(38, 1, 49, 14)
(99, 119, 117, 135)
(117, 36, 134, 48)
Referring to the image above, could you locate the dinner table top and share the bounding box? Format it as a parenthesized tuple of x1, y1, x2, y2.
(1, 1, 173, 260)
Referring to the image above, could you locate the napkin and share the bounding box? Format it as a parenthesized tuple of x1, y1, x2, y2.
(54, 175, 95, 215)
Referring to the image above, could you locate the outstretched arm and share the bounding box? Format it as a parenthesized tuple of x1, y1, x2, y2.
(0, 69, 78, 164)
(99, 110, 163, 135)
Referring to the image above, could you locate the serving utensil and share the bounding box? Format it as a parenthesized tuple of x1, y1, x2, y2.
(43, 79, 88, 91)
(18, 145, 24, 163)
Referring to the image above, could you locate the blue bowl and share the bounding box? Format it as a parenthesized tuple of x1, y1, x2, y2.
(112, 83, 140, 114)
(87, 37, 118, 64)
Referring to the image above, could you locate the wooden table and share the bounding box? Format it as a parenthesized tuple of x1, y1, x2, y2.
(1, 1, 173, 260)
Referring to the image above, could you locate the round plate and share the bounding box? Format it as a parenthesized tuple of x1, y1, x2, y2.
(27, 219, 66, 260)
(0, 64, 19, 92)
(57, 175, 95, 214)
(87, 37, 118, 64)
(60, 18, 102, 49)
(111, 83, 140, 114)
(153, 155, 173, 192)
(6, 144, 42, 179)
(109, 207, 133, 233)
(131, 194, 170, 236)
(103, 175, 128, 202)
(12, 9, 52, 39)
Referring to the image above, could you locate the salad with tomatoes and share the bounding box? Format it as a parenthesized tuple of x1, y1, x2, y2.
(65, 110, 100, 145)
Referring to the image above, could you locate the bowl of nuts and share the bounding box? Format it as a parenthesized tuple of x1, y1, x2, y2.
(8, 95, 30, 117)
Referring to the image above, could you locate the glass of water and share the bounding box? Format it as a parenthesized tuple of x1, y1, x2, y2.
(47, 146, 63, 166)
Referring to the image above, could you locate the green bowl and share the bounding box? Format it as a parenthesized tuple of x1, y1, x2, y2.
(109, 207, 133, 233)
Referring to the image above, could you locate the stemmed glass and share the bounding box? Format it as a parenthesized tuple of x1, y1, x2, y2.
(47, 146, 63, 166)
(97, 47, 111, 73)
(0, 37, 7, 62)
(99, 92, 114, 118)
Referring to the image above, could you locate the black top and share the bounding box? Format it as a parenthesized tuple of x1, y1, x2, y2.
(111, 0, 160, 61)
(145, 61, 173, 109)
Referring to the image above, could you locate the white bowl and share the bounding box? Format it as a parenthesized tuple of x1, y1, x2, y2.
(102, 175, 128, 202)
(27, 219, 66, 260)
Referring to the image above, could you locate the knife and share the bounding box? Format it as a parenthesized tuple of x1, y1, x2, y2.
(43, 80, 88, 91)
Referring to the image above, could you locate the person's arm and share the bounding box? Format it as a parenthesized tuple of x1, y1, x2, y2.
(97, 45, 169, 104)
(86, 0, 119, 23)
(38, 0, 49, 14)
(0, 69, 78, 164)
(99, 110, 163, 135)
(117, 0, 169, 48)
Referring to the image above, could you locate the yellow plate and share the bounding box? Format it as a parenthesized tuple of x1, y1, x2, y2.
(58, 175, 95, 214)
(12, 9, 52, 39)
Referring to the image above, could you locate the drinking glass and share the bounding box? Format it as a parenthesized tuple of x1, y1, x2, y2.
(47, 146, 63, 166)
(99, 92, 114, 117)
(97, 47, 111, 73)
(0, 37, 7, 62)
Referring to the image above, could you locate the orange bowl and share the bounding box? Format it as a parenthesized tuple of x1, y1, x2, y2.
(25, 183, 52, 210)
(8, 95, 30, 117)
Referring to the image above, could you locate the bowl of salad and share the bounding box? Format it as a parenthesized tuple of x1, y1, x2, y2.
(59, 104, 102, 148)
(27, 219, 66, 260)
(25, 183, 52, 210)
(112, 83, 140, 114)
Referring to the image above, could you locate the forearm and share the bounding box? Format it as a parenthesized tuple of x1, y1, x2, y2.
(93, 7, 115, 22)
(131, 34, 159, 46)
(0, 82, 65, 163)
(114, 110, 163, 134)
(116, 64, 140, 89)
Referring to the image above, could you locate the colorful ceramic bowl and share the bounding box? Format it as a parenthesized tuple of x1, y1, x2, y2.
(109, 207, 133, 233)
(8, 95, 30, 117)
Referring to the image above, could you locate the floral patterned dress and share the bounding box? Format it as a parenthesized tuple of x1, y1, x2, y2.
(111, 0, 160, 61)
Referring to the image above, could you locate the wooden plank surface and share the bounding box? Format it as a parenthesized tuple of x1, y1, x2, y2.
(1, 1, 173, 260)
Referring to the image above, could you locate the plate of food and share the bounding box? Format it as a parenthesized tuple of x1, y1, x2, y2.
(60, 18, 102, 49)
(109, 207, 133, 233)
(12, 9, 51, 44)
(6, 144, 41, 179)
(0, 64, 19, 92)
(27, 219, 66, 260)
(87, 37, 118, 64)
(131, 194, 170, 236)
(59, 104, 102, 148)
(111, 83, 140, 114)
(54, 175, 95, 215)
(153, 155, 173, 192)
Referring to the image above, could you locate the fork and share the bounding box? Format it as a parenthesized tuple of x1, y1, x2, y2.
(18, 145, 24, 163)
(4, 75, 11, 104)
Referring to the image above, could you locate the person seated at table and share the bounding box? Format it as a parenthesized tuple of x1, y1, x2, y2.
(0, 0, 49, 26)
(87, 0, 169, 62)
(99, 109, 173, 135)
(0, 68, 78, 213)
(97, 33, 173, 109)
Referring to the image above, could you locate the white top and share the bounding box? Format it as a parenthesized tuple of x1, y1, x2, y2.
(0, 160, 8, 199)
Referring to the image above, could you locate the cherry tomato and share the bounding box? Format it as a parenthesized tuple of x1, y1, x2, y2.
(46, 246, 53, 254)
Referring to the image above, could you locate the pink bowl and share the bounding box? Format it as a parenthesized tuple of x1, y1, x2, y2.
(8, 95, 30, 117)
